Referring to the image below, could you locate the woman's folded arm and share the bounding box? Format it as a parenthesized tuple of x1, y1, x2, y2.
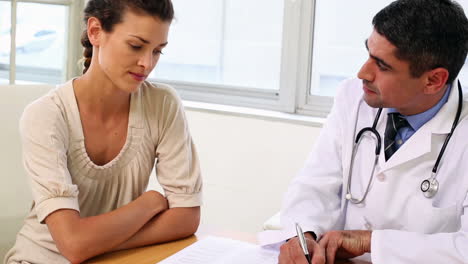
(45, 190, 168, 264)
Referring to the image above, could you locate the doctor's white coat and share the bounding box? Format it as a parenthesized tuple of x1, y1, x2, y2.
(264, 78, 468, 263)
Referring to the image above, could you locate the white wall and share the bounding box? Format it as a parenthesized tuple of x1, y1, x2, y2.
(149, 109, 322, 233)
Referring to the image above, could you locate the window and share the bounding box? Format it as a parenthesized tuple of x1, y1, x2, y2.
(152, 0, 284, 91)
(4, 1, 466, 117)
(299, 0, 394, 116)
(304, 0, 468, 116)
(148, 0, 468, 117)
(0, 1, 10, 84)
(0, 0, 83, 85)
(150, 0, 292, 112)
(148, 0, 361, 115)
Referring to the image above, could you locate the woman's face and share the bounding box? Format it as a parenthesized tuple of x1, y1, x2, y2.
(93, 10, 170, 93)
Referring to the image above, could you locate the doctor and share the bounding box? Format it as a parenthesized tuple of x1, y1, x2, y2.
(273, 0, 468, 263)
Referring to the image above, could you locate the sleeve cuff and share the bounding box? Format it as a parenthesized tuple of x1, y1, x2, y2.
(167, 191, 203, 208)
(36, 196, 80, 224)
(370, 229, 384, 264)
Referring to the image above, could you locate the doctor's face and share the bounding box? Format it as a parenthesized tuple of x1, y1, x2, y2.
(357, 30, 427, 115)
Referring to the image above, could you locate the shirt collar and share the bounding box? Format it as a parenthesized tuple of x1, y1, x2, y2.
(388, 84, 452, 131)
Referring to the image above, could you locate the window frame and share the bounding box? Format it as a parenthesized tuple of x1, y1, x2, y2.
(292, 0, 335, 118)
(149, 0, 334, 116)
(0, 0, 84, 85)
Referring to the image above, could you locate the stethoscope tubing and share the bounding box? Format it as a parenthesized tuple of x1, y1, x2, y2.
(346, 81, 463, 203)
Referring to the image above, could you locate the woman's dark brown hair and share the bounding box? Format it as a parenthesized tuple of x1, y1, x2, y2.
(80, 0, 174, 74)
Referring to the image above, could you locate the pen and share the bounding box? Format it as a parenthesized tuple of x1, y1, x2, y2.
(295, 223, 311, 264)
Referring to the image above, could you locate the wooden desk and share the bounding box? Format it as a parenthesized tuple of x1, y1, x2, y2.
(84, 227, 256, 264)
(85, 227, 371, 264)
(85, 235, 199, 264)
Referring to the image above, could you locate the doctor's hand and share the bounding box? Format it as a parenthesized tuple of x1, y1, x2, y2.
(318, 230, 371, 264)
(278, 233, 326, 264)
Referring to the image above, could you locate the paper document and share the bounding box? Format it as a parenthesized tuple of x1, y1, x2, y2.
(158, 236, 279, 264)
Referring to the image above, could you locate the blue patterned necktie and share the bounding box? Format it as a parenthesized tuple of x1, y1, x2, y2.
(384, 113, 409, 161)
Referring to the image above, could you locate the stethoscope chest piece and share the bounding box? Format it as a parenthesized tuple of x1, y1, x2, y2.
(421, 178, 439, 198)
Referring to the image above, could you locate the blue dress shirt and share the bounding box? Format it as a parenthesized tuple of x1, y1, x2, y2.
(388, 84, 452, 150)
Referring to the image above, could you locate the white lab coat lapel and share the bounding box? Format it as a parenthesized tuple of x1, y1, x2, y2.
(377, 80, 459, 173)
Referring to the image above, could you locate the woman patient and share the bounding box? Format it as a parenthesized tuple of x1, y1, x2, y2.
(5, 0, 202, 263)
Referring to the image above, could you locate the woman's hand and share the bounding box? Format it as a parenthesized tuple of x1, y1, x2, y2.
(143, 190, 169, 214)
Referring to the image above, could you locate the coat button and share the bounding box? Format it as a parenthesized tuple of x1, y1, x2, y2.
(377, 174, 386, 182)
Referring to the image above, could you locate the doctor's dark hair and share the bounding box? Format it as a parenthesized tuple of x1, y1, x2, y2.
(373, 0, 468, 83)
(80, 0, 174, 74)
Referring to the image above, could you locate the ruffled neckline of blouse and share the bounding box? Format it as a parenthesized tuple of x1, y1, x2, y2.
(60, 79, 147, 179)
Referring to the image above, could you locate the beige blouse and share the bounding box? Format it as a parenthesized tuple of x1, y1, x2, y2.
(4, 80, 202, 264)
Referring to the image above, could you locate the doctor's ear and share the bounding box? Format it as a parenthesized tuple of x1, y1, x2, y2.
(423, 68, 449, 95)
(87, 17, 104, 47)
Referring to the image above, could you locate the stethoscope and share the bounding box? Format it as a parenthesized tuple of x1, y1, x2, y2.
(345, 81, 463, 204)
